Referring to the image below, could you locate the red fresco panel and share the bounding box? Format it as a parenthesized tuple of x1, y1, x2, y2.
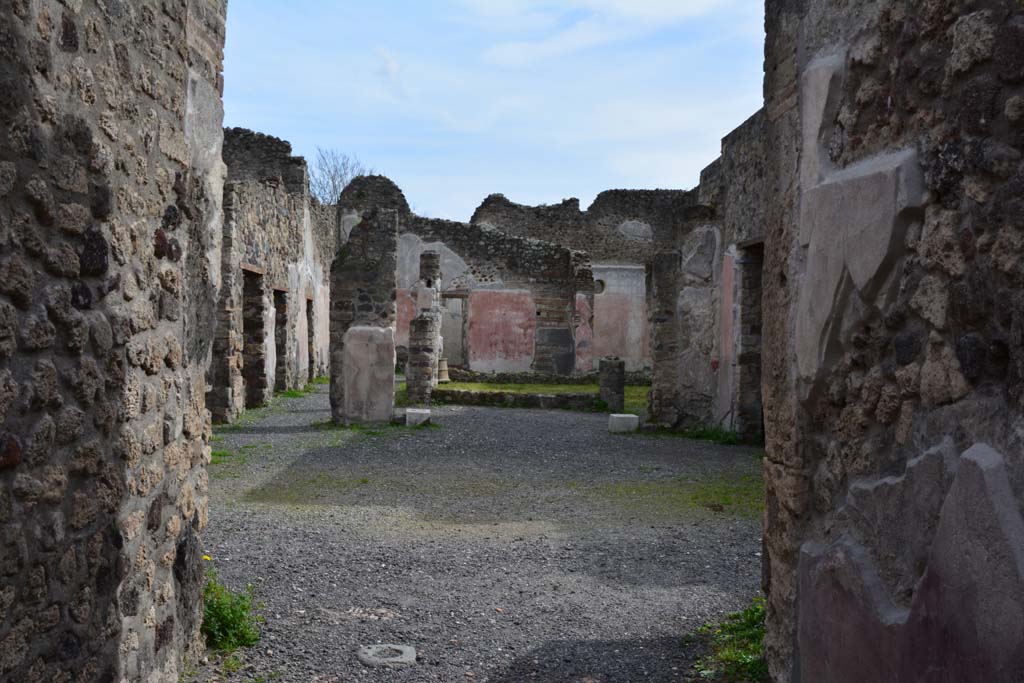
(396, 288, 415, 347)
(467, 290, 536, 372)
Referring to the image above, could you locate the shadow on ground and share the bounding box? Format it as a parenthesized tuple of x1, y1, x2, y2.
(487, 634, 699, 682)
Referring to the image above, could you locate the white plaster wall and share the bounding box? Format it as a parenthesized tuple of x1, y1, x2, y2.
(592, 263, 650, 371)
(397, 232, 475, 290)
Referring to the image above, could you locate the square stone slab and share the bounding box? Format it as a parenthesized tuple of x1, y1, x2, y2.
(609, 414, 639, 433)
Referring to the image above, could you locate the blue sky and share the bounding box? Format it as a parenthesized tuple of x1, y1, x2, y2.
(223, 1, 765, 220)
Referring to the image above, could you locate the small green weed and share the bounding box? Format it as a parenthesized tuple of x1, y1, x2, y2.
(695, 596, 769, 681)
(210, 450, 234, 465)
(277, 389, 306, 399)
(201, 569, 262, 653)
(222, 654, 243, 674)
(310, 375, 330, 385)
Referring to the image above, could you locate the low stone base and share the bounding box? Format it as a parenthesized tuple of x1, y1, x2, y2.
(609, 414, 640, 433)
(433, 389, 604, 412)
(406, 408, 431, 426)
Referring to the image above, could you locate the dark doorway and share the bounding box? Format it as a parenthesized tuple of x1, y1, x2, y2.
(306, 298, 316, 382)
(242, 270, 268, 408)
(274, 290, 289, 392)
(736, 243, 764, 443)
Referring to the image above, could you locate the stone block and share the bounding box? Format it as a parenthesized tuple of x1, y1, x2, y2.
(341, 326, 396, 424)
(405, 408, 430, 426)
(609, 414, 639, 433)
(796, 149, 927, 382)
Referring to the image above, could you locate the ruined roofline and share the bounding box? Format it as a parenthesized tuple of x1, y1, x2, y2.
(470, 188, 696, 224)
(338, 174, 412, 216)
(222, 126, 310, 196)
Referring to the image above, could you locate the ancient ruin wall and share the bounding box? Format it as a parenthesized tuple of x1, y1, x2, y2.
(471, 190, 696, 372)
(207, 129, 333, 422)
(329, 208, 399, 423)
(339, 176, 596, 376)
(647, 111, 768, 435)
(0, 1, 226, 680)
(762, 1, 1024, 680)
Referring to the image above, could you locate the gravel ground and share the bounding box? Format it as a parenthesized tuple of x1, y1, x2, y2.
(191, 385, 764, 683)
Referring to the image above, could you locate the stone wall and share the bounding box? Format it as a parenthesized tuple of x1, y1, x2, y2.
(761, 1, 1024, 680)
(339, 176, 595, 376)
(471, 190, 695, 371)
(647, 111, 768, 436)
(207, 128, 334, 423)
(329, 208, 399, 423)
(0, 0, 226, 680)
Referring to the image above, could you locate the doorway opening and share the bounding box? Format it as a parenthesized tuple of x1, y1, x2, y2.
(274, 289, 289, 392)
(736, 242, 765, 444)
(242, 269, 268, 408)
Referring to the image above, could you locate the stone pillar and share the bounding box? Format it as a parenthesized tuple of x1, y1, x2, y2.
(330, 209, 399, 423)
(0, 1, 227, 680)
(762, 4, 1024, 682)
(599, 357, 626, 412)
(407, 251, 443, 406)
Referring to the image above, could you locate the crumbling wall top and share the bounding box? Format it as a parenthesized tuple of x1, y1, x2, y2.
(223, 127, 309, 195)
(338, 175, 412, 216)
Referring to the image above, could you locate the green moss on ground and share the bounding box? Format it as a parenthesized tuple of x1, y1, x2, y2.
(594, 473, 763, 518)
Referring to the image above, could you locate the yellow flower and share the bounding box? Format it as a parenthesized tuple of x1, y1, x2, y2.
(202, 555, 212, 561)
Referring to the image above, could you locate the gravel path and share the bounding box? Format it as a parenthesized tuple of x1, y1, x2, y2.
(192, 386, 764, 683)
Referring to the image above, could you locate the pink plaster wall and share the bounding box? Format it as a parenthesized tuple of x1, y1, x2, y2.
(716, 253, 735, 423)
(574, 293, 595, 373)
(467, 290, 536, 372)
(396, 288, 415, 347)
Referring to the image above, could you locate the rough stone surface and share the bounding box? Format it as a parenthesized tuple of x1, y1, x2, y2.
(329, 209, 399, 423)
(207, 129, 335, 423)
(599, 357, 626, 412)
(648, 111, 767, 436)
(0, 1, 227, 680)
(761, 2, 1024, 680)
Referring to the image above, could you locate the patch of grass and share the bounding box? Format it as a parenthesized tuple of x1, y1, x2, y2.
(624, 385, 650, 415)
(594, 473, 763, 518)
(310, 376, 330, 385)
(210, 450, 235, 465)
(695, 596, 769, 681)
(245, 472, 373, 505)
(214, 405, 270, 434)
(222, 654, 243, 674)
(277, 388, 306, 399)
(202, 569, 261, 653)
(642, 426, 743, 445)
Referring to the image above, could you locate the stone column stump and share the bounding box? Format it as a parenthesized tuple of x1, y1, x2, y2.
(599, 357, 626, 412)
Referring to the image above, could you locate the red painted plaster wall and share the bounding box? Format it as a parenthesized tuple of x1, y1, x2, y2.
(467, 290, 536, 372)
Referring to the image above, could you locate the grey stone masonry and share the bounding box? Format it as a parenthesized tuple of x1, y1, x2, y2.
(407, 252, 443, 406)
(0, 0, 227, 680)
(599, 358, 626, 413)
(330, 209, 399, 422)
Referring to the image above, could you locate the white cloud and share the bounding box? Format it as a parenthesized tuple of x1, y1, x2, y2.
(461, 0, 739, 66)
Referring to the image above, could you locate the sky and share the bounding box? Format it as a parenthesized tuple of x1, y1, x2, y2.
(222, 1, 766, 220)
